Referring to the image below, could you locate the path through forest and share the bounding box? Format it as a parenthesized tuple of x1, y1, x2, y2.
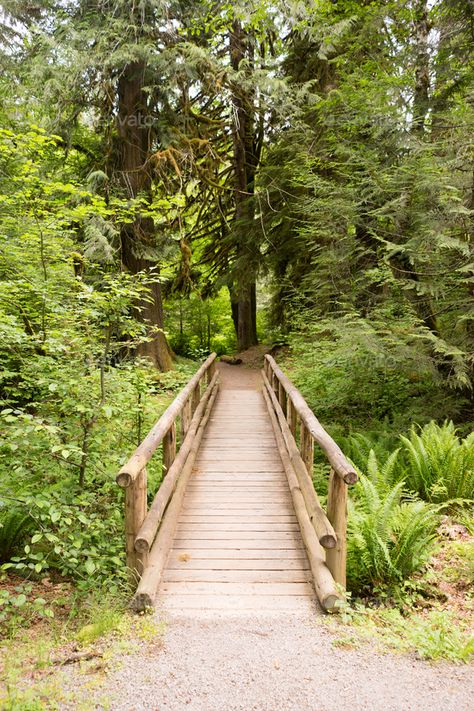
(65, 609, 473, 710)
(62, 362, 474, 711)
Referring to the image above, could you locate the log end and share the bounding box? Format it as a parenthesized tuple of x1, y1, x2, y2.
(319, 533, 337, 549)
(321, 593, 342, 612)
(130, 592, 154, 613)
(116, 471, 132, 488)
(343, 470, 358, 485)
(134, 537, 151, 554)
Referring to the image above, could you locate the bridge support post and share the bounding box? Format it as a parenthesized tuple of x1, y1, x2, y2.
(326, 468, 347, 588)
(125, 466, 148, 579)
(300, 424, 314, 479)
(287, 399, 297, 438)
(181, 400, 191, 440)
(163, 423, 176, 475)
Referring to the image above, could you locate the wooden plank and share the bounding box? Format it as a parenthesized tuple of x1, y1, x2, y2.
(174, 531, 302, 542)
(173, 540, 304, 549)
(181, 496, 293, 516)
(190, 478, 287, 485)
(196, 452, 280, 460)
(186, 485, 290, 491)
(159, 581, 312, 596)
(167, 560, 310, 572)
(158, 594, 316, 613)
(183, 491, 292, 497)
(163, 569, 312, 583)
(178, 515, 298, 523)
(173, 536, 304, 552)
(182, 497, 293, 504)
(176, 523, 300, 532)
(169, 548, 307, 560)
(193, 462, 284, 472)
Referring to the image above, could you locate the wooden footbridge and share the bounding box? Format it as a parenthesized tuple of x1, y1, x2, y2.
(116, 354, 358, 614)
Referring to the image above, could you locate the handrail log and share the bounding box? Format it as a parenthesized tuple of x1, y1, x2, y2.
(131, 379, 219, 612)
(262, 371, 337, 548)
(134, 372, 219, 553)
(264, 355, 357, 484)
(262, 387, 340, 611)
(117, 353, 217, 487)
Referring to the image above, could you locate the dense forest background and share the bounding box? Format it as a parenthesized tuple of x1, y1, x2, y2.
(0, 0, 473, 667)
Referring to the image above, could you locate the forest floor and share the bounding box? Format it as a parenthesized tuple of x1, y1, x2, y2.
(3, 605, 472, 711)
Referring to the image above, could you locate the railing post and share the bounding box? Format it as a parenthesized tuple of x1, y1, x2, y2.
(191, 382, 200, 415)
(207, 359, 216, 384)
(163, 422, 176, 475)
(287, 398, 297, 438)
(181, 398, 191, 440)
(125, 466, 148, 579)
(278, 381, 286, 411)
(326, 468, 347, 588)
(300, 423, 314, 478)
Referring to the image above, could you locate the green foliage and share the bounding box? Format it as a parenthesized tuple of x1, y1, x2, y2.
(347, 475, 438, 594)
(0, 579, 54, 640)
(286, 314, 461, 430)
(400, 421, 474, 503)
(3, 492, 126, 590)
(336, 604, 474, 663)
(0, 509, 34, 563)
(166, 290, 237, 357)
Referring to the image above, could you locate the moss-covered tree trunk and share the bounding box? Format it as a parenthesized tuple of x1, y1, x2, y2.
(117, 61, 173, 371)
(229, 21, 258, 351)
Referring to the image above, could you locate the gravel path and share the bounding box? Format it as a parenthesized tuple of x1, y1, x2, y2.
(70, 610, 473, 711)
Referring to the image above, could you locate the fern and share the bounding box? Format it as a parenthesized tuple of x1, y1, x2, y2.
(347, 476, 437, 593)
(0, 506, 33, 563)
(400, 421, 474, 502)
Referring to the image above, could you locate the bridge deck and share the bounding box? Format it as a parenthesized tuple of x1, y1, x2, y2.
(158, 367, 316, 613)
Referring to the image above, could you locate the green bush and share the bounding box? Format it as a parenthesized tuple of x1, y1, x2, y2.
(347, 475, 438, 594)
(400, 421, 474, 503)
(0, 508, 34, 563)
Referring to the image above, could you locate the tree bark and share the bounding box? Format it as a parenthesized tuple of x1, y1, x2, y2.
(117, 61, 173, 371)
(229, 20, 258, 351)
(412, 0, 431, 134)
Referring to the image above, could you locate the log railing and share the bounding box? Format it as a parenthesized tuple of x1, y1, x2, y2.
(262, 354, 358, 611)
(116, 353, 219, 610)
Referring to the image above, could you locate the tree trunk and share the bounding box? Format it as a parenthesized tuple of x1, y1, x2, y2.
(117, 61, 173, 371)
(412, 0, 431, 134)
(229, 20, 258, 351)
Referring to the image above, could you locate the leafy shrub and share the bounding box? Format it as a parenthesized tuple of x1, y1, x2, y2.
(347, 475, 438, 594)
(0, 507, 34, 563)
(342, 431, 401, 475)
(3, 491, 127, 591)
(0, 580, 54, 640)
(400, 421, 474, 503)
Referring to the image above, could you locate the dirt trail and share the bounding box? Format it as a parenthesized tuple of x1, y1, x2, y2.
(65, 611, 473, 711)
